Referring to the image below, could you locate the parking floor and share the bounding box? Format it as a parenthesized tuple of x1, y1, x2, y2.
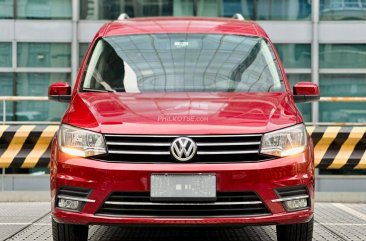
(1, 202, 366, 241)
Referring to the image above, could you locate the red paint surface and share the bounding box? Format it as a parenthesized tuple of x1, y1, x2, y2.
(65, 92, 299, 134)
(48, 82, 71, 96)
(294, 82, 320, 96)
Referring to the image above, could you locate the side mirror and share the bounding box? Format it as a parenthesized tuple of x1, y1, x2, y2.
(293, 82, 320, 103)
(48, 82, 72, 102)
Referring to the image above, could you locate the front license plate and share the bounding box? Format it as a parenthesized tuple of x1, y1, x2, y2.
(150, 174, 216, 202)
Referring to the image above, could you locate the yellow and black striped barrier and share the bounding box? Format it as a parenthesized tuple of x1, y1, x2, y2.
(0, 125, 58, 168)
(0, 125, 366, 169)
(308, 126, 366, 170)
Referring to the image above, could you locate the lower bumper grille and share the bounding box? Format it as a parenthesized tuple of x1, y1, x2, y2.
(97, 192, 270, 217)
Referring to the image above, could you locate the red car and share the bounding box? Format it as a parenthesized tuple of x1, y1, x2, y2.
(49, 14, 319, 241)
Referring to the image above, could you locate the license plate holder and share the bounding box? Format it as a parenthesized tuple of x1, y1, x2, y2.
(150, 173, 216, 202)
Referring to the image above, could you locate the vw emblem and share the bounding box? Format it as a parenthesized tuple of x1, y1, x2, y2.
(170, 137, 197, 162)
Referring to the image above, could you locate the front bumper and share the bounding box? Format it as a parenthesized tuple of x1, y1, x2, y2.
(51, 146, 315, 226)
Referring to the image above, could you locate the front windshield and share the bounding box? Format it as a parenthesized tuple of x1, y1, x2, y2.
(81, 34, 284, 93)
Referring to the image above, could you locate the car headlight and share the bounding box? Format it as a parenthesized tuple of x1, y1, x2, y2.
(260, 124, 307, 157)
(58, 124, 107, 157)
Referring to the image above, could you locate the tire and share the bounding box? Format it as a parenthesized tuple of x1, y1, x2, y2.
(52, 218, 88, 241)
(276, 218, 313, 241)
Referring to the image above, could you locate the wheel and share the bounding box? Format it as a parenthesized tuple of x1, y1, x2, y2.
(52, 218, 88, 241)
(276, 217, 313, 241)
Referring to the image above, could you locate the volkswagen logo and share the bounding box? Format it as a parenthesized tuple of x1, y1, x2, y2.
(170, 137, 197, 162)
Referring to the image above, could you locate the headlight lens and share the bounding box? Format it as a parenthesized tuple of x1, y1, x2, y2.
(260, 124, 307, 157)
(58, 124, 106, 157)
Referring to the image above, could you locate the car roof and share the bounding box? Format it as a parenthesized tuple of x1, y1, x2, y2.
(100, 17, 268, 39)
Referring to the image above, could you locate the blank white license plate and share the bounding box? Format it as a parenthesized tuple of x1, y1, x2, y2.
(150, 174, 216, 201)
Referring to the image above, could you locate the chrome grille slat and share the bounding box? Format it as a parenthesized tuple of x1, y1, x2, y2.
(190, 134, 262, 138)
(197, 150, 259, 155)
(101, 207, 266, 213)
(196, 142, 261, 146)
(104, 201, 263, 206)
(108, 150, 170, 155)
(105, 134, 179, 138)
(97, 192, 271, 217)
(104, 134, 262, 138)
(106, 142, 171, 146)
(101, 134, 268, 163)
(272, 195, 309, 203)
(57, 195, 96, 203)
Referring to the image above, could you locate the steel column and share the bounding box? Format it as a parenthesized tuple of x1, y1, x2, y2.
(71, 0, 80, 85)
(311, 0, 320, 124)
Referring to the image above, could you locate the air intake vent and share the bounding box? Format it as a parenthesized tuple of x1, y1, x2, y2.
(96, 134, 272, 163)
(58, 186, 91, 198)
(97, 192, 270, 217)
(276, 186, 308, 198)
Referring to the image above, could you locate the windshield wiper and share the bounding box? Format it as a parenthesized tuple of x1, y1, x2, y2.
(82, 88, 115, 93)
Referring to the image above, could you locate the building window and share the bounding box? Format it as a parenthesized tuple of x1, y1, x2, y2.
(0, 43, 12, 67)
(80, 0, 311, 20)
(80, 0, 173, 20)
(319, 74, 366, 123)
(17, 43, 71, 68)
(320, 102, 366, 123)
(16, 73, 70, 121)
(275, 44, 311, 69)
(320, 74, 366, 97)
(0, 0, 13, 19)
(0, 72, 70, 122)
(16, 0, 72, 19)
(287, 74, 312, 122)
(13, 43, 71, 121)
(79, 43, 90, 66)
(239, 0, 311, 20)
(0, 73, 15, 121)
(320, 44, 366, 69)
(320, 0, 366, 20)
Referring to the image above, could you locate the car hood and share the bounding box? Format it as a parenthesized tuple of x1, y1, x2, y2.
(65, 92, 300, 135)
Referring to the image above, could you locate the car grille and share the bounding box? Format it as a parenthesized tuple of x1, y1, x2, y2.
(97, 192, 270, 217)
(96, 134, 272, 163)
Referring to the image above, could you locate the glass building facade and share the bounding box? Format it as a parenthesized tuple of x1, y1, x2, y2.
(0, 0, 365, 124)
(78, 0, 312, 20)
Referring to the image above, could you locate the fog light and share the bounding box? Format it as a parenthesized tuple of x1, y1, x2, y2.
(284, 198, 308, 211)
(58, 198, 80, 210)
